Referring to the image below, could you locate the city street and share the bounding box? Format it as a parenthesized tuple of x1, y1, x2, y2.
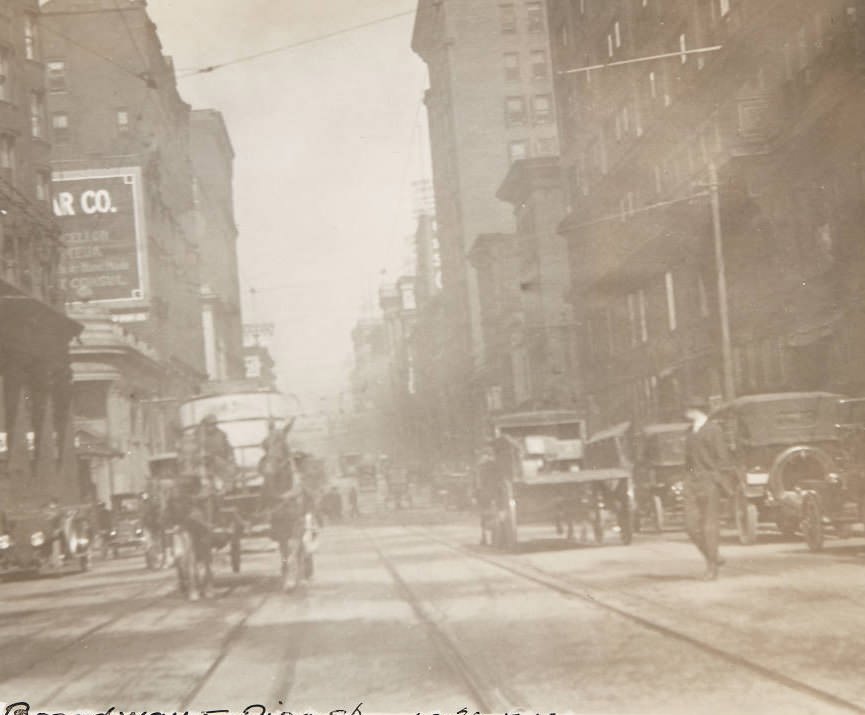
(2, 504, 865, 715)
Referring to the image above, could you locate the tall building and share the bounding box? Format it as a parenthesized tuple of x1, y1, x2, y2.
(496, 156, 577, 410)
(548, 0, 865, 427)
(43, 0, 204, 382)
(412, 0, 560, 455)
(0, 0, 82, 506)
(190, 109, 244, 383)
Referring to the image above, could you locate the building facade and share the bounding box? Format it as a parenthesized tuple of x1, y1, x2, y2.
(496, 156, 578, 411)
(412, 0, 560, 456)
(43, 0, 205, 382)
(0, 0, 82, 509)
(69, 305, 173, 501)
(190, 109, 244, 382)
(548, 0, 865, 428)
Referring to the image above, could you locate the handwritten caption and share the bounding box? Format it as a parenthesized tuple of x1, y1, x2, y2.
(3, 704, 561, 715)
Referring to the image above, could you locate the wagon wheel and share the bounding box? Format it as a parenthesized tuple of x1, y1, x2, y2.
(802, 492, 824, 552)
(194, 552, 213, 599)
(230, 523, 242, 574)
(652, 494, 665, 534)
(173, 530, 193, 598)
(592, 486, 605, 545)
(734, 488, 758, 545)
(280, 538, 302, 593)
(503, 503, 518, 552)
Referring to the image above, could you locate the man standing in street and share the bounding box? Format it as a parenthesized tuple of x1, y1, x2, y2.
(683, 396, 736, 580)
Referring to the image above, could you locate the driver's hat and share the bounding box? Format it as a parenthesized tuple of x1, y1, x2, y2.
(202, 413, 219, 425)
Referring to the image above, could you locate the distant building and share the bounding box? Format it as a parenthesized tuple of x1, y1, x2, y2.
(0, 0, 83, 508)
(243, 343, 277, 390)
(412, 0, 560, 456)
(190, 109, 244, 382)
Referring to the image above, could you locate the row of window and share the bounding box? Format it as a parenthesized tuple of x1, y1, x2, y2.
(505, 93, 554, 127)
(508, 135, 558, 163)
(585, 270, 711, 359)
(503, 49, 548, 82)
(499, 2, 545, 35)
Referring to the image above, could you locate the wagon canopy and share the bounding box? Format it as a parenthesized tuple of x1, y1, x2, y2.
(493, 410, 586, 441)
(720, 392, 844, 447)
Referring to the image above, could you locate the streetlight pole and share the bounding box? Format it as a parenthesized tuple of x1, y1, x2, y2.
(709, 161, 735, 402)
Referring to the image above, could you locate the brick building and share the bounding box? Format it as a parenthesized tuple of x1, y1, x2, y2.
(547, 0, 865, 428)
(412, 0, 560, 456)
(43, 0, 204, 382)
(190, 109, 244, 382)
(0, 0, 82, 508)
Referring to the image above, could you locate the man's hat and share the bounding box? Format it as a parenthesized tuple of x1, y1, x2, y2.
(684, 395, 710, 412)
(202, 413, 218, 425)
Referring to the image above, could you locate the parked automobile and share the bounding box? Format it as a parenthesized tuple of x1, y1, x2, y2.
(0, 501, 92, 576)
(633, 422, 690, 533)
(106, 492, 147, 557)
(708, 392, 854, 549)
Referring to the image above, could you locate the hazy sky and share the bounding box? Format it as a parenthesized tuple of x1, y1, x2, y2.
(146, 0, 429, 410)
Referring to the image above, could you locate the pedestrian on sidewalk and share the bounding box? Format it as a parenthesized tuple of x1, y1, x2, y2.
(683, 396, 736, 581)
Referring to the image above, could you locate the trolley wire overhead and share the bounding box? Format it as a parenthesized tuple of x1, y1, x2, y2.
(177, 8, 416, 78)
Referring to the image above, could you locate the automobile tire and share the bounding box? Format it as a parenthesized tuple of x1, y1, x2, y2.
(802, 492, 824, 552)
(734, 489, 758, 545)
(652, 494, 665, 534)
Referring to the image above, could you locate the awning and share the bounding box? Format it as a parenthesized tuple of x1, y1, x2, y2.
(0, 290, 82, 359)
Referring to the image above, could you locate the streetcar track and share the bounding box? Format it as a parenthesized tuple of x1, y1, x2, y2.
(411, 525, 865, 714)
(0, 561, 253, 693)
(0, 582, 179, 687)
(364, 528, 525, 714)
(176, 574, 284, 711)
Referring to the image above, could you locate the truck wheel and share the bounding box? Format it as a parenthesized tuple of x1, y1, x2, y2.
(802, 493, 824, 552)
(734, 489, 758, 545)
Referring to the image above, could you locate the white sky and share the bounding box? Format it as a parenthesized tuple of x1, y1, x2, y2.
(146, 0, 429, 411)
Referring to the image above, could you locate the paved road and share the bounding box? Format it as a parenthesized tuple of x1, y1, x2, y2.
(1, 508, 864, 714)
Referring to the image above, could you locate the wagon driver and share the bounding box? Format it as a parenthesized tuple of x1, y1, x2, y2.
(683, 396, 735, 581)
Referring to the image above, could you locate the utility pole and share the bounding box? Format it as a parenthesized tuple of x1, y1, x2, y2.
(709, 161, 735, 402)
